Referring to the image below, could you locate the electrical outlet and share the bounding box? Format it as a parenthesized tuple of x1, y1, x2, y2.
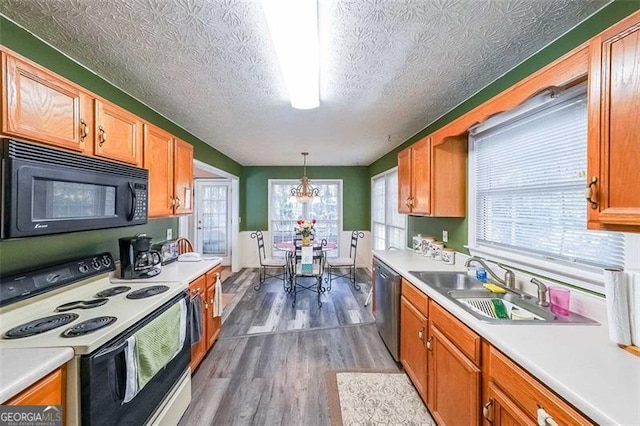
(166, 228, 173, 240)
(442, 230, 448, 243)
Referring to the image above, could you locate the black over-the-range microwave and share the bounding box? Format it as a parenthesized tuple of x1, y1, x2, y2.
(1, 139, 149, 239)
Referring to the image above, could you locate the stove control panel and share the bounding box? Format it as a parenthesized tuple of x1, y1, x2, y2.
(0, 252, 115, 307)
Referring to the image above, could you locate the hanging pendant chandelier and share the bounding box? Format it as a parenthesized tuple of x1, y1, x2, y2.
(291, 152, 320, 202)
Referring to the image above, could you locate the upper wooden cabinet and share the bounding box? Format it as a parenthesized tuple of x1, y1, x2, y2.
(95, 99, 143, 166)
(143, 124, 193, 216)
(398, 137, 430, 215)
(398, 134, 467, 217)
(2, 53, 92, 152)
(587, 11, 640, 231)
(174, 138, 194, 215)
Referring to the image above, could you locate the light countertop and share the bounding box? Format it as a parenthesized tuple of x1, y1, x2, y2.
(373, 249, 640, 425)
(110, 257, 223, 285)
(0, 347, 74, 403)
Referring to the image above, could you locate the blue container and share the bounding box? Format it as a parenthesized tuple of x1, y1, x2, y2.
(476, 267, 487, 283)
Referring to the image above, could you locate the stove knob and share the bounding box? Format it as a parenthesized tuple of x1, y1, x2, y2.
(91, 258, 101, 270)
(101, 255, 112, 268)
(78, 263, 89, 273)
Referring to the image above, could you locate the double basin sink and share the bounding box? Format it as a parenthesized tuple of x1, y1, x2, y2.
(409, 271, 598, 325)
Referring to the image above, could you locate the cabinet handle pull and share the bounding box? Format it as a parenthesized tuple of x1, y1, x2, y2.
(175, 197, 182, 208)
(537, 407, 558, 426)
(483, 399, 493, 423)
(426, 336, 433, 351)
(80, 119, 89, 141)
(418, 327, 424, 342)
(98, 125, 107, 146)
(585, 176, 598, 209)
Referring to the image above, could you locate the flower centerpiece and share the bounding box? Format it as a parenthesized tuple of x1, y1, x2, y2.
(295, 219, 316, 246)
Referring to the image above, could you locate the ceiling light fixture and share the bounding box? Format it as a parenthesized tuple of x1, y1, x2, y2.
(291, 152, 320, 202)
(262, 0, 319, 110)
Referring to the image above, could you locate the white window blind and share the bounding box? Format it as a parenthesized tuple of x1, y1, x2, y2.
(371, 169, 406, 250)
(471, 84, 624, 271)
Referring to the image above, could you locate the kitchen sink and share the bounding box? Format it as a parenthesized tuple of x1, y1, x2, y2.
(408, 271, 598, 325)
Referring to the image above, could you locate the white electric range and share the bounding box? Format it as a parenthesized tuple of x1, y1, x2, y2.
(0, 253, 192, 426)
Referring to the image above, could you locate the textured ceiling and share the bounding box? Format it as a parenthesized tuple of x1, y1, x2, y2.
(0, 0, 608, 166)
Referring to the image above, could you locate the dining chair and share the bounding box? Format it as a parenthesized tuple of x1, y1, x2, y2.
(326, 231, 364, 292)
(289, 242, 326, 308)
(176, 237, 194, 254)
(250, 231, 287, 291)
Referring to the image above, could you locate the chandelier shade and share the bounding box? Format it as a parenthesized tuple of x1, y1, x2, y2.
(291, 152, 320, 202)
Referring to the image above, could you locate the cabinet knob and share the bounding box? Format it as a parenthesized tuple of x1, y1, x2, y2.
(98, 125, 107, 146)
(80, 119, 89, 141)
(585, 176, 598, 209)
(418, 327, 424, 342)
(482, 399, 493, 423)
(175, 197, 182, 208)
(426, 336, 433, 351)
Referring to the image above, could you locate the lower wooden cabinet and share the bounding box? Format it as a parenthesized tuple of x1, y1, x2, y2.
(397, 278, 593, 426)
(6, 366, 65, 425)
(484, 346, 593, 425)
(400, 295, 428, 401)
(427, 301, 481, 425)
(190, 264, 223, 373)
(205, 265, 223, 350)
(189, 274, 208, 372)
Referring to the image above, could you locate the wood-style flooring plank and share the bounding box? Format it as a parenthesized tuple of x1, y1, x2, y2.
(180, 268, 399, 425)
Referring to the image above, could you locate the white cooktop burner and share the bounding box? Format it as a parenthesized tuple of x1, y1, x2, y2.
(0, 276, 186, 354)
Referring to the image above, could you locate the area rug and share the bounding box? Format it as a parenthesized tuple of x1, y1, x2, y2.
(327, 371, 435, 426)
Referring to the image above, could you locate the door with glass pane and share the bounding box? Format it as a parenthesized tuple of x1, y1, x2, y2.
(195, 180, 231, 264)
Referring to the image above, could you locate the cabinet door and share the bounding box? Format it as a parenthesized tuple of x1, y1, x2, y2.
(144, 124, 175, 217)
(95, 99, 142, 165)
(411, 137, 431, 215)
(428, 324, 481, 425)
(588, 11, 640, 230)
(205, 266, 222, 350)
(398, 146, 412, 214)
(484, 382, 534, 426)
(400, 295, 428, 402)
(189, 274, 207, 373)
(3, 53, 91, 152)
(174, 138, 194, 215)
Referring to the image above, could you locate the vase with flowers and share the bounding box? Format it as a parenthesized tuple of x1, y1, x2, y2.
(295, 219, 316, 246)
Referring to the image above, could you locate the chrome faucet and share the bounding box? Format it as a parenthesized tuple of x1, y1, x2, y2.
(529, 278, 550, 307)
(464, 256, 516, 288)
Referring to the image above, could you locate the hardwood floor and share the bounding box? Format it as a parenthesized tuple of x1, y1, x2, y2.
(180, 268, 400, 425)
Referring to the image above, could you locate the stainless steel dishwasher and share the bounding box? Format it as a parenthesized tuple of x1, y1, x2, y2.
(373, 258, 401, 361)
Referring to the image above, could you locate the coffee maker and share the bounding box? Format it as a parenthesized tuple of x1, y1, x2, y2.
(119, 235, 162, 279)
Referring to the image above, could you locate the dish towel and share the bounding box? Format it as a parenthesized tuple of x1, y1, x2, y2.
(300, 246, 313, 274)
(603, 269, 631, 345)
(190, 293, 203, 344)
(123, 298, 186, 403)
(629, 270, 640, 346)
(213, 273, 222, 318)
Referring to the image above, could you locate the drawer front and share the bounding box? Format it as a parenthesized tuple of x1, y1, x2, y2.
(429, 301, 481, 365)
(401, 278, 428, 317)
(6, 368, 63, 406)
(489, 347, 593, 425)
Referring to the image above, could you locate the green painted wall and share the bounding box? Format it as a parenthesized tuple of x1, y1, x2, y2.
(0, 16, 241, 274)
(369, 0, 640, 251)
(0, 218, 177, 276)
(243, 166, 370, 231)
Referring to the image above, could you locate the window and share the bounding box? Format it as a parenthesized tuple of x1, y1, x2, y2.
(269, 180, 341, 257)
(469, 83, 624, 290)
(371, 168, 406, 250)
